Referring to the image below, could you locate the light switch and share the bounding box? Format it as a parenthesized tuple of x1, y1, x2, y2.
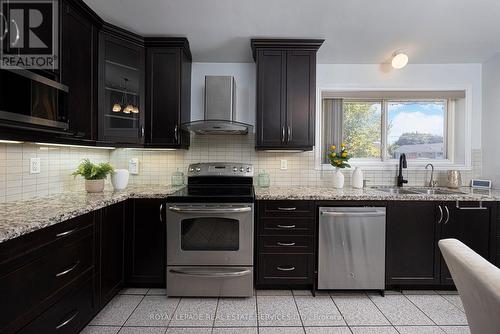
(30, 157, 41, 174)
(280, 159, 288, 170)
(129, 158, 140, 175)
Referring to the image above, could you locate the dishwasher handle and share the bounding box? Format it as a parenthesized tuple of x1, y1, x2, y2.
(320, 210, 386, 217)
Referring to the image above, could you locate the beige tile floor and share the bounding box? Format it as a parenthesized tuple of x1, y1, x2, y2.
(81, 289, 470, 334)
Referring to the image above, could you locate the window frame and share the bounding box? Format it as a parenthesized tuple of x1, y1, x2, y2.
(316, 89, 472, 171)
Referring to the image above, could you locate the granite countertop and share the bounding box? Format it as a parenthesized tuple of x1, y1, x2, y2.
(1, 184, 499, 244)
(0, 185, 182, 244)
(255, 186, 500, 201)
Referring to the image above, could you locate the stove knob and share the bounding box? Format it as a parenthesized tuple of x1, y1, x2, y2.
(239, 167, 244, 172)
(189, 167, 194, 172)
(233, 167, 238, 172)
(246, 167, 251, 172)
(195, 167, 201, 172)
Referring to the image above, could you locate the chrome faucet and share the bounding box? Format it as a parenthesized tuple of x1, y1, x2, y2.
(425, 163, 437, 188)
(397, 153, 408, 187)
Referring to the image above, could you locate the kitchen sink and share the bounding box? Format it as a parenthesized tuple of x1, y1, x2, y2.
(372, 186, 465, 196)
(371, 186, 420, 195)
(410, 188, 465, 195)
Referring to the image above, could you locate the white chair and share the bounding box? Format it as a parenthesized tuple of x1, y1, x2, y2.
(438, 238, 500, 334)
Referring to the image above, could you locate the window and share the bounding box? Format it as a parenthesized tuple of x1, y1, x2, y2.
(321, 91, 466, 166)
(343, 101, 382, 158)
(387, 101, 446, 160)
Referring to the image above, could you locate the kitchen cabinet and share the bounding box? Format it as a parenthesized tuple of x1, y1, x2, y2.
(256, 200, 316, 288)
(98, 25, 145, 144)
(145, 38, 191, 148)
(99, 202, 125, 306)
(0, 212, 97, 333)
(252, 39, 323, 151)
(386, 202, 440, 286)
(386, 200, 494, 288)
(125, 199, 166, 287)
(439, 201, 491, 284)
(60, 0, 98, 141)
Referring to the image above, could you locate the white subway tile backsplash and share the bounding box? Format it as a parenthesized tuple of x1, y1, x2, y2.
(0, 135, 483, 203)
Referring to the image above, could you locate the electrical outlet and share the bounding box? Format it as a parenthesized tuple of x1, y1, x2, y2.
(280, 159, 288, 170)
(129, 158, 140, 175)
(30, 157, 41, 174)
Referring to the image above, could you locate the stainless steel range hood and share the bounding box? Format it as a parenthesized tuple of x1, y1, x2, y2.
(182, 76, 253, 135)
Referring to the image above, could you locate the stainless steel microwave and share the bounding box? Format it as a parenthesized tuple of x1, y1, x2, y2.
(0, 68, 69, 131)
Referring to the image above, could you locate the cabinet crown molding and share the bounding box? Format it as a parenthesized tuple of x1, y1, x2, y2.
(144, 37, 192, 60)
(251, 38, 324, 61)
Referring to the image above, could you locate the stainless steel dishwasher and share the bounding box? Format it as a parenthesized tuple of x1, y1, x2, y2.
(318, 207, 386, 292)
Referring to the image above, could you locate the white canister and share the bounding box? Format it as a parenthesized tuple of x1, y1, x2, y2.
(351, 167, 364, 189)
(111, 169, 130, 190)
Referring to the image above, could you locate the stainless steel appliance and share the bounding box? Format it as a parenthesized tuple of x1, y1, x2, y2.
(166, 162, 254, 297)
(318, 207, 386, 292)
(181, 76, 253, 135)
(0, 68, 69, 132)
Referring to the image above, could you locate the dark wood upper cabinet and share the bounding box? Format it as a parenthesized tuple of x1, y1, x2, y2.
(60, 0, 98, 141)
(98, 25, 145, 145)
(125, 199, 166, 287)
(439, 201, 491, 284)
(386, 201, 440, 286)
(252, 39, 323, 151)
(145, 38, 191, 148)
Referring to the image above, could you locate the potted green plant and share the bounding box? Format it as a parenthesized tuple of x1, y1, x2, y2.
(327, 143, 351, 188)
(72, 159, 114, 193)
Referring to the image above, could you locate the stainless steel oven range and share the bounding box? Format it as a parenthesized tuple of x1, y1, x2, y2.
(166, 162, 254, 297)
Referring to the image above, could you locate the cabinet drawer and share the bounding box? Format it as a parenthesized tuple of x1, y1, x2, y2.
(258, 254, 313, 283)
(19, 274, 96, 334)
(0, 212, 95, 263)
(259, 200, 315, 218)
(0, 227, 94, 332)
(259, 236, 313, 253)
(260, 217, 314, 235)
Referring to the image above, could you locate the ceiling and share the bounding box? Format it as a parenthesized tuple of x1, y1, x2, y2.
(83, 0, 500, 64)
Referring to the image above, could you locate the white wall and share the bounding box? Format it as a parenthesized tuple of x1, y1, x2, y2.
(190, 62, 483, 150)
(482, 54, 500, 187)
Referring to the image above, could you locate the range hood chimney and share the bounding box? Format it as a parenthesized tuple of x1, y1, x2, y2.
(182, 76, 253, 135)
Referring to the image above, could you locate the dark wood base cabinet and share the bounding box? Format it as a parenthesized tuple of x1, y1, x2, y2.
(255, 200, 316, 289)
(125, 199, 166, 287)
(386, 200, 496, 289)
(0, 202, 125, 334)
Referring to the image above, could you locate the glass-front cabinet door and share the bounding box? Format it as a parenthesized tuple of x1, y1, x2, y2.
(98, 33, 145, 144)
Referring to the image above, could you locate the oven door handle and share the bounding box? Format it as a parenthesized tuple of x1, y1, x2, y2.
(169, 268, 252, 278)
(168, 206, 252, 214)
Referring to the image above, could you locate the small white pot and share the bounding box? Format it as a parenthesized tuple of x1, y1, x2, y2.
(111, 169, 130, 190)
(332, 168, 345, 189)
(85, 179, 105, 193)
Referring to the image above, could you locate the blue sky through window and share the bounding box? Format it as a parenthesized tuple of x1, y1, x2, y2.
(387, 101, 445, 145)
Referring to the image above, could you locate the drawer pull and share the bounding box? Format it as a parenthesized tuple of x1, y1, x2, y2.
(277, 224, 296, 229)
(277, 207, 297, 211)
(55, 310, 79, 330)
(56, 228, 77, 238)
(277, 242, 296, 246)
(277, 266, 296, 271)
(56, 260, 80, 277)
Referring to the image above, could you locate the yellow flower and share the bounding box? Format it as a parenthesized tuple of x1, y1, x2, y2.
(341, 142, 346, 148)
(330, 145, 336, 151)
(341, 152, 348, 158)
(331, 152, 337, 157)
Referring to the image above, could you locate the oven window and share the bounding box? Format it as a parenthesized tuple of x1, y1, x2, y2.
(181, 218, 239, 251)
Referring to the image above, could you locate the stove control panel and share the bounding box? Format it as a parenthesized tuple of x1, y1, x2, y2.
(188, 162, 253, 177)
